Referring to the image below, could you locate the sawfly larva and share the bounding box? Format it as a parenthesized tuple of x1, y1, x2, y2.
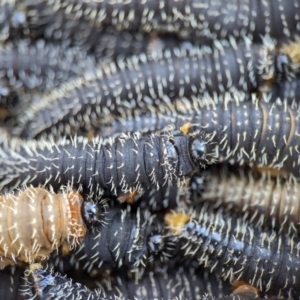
(0, 130, 213, 197)
(0, 186, 103, 268)
(164, 204, 300, 298)
(51, 206, 173, 272)
(96, 92, 300, 179)
(46, 0, 300, 45)
(14, 38, 296, 139)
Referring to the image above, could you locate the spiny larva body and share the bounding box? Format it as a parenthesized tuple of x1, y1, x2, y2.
(15, 39, 296, 139)
(0, 130, 212, 196)
(192, 164, 300, 232)
(97, 93, 300, 179)
(46, 0, 300, 44)
(0, 187, 88, 268)
(165, 206, 300, 298)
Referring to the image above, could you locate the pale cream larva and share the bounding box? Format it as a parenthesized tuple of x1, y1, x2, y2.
(0, 187, 90, 268)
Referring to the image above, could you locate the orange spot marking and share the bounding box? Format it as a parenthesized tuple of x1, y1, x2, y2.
(164, 213, 190, 234)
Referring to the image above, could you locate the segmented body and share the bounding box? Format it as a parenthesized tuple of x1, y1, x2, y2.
(14, 40, 295, 139)
(59, 207, 170, 271)
(47, 0, 300, 44)
(0, 130, 210, 196)
(166, 206, 300, 298)
(97, 267, 232, 300)
(193, 165, 300, 232)
(269, 79, 300, 102)
(0, 187, 87, 268)
(98, 93, 300, 179)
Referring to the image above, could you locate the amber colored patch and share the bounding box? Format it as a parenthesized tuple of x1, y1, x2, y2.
(164, 213, 190, 234)
(118, 190, 139, 204)
(232, 281, 260, 297)
(67, 192, 87, 242)
(253, 165, 288, 177)
(180, 122, 192, 135)
(281, 38, 300, 64)
(61, 243, 72, 256)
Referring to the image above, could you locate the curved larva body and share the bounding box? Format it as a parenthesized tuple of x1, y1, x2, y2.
(194, 165, 300, 232)
(94, 268, 232, 300)
(15, 40, 294, 139)
(47, 0, 300, 44)
(98, 94, 300, 178)
(0, 130, 208, 196)
(269, 79, 300, 102)
(166, 207, 300, 298)
(0, 187, 86, 268)
(51, 207, 170, 271)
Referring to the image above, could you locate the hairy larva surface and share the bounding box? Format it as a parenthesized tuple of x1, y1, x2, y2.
(0, 41, 96, 92)
(98, 93, 300, 179)
(59, 207, 170, 271)
(4, 1, 153, 60)
(14, 39, 296, 139)
(25, 265, 105, 300)
(0, 130, 211, 196)
(96, 267, 232, 300)
(193, 165, 300, 232)
(0, 267, 27, 300)
(166, 206, 300, 298)
(47, 0, 300, 44)
(0, 187, 87, 268)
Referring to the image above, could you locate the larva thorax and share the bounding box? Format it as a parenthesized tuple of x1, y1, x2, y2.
(0, 187, 102, 268)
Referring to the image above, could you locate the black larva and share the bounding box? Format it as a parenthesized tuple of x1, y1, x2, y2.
(14, 39, 296, 139)
(165, 205, 300, 298)
(2, 1, 175, 62)
(46, 0, 300, 45)
(0, 41, 97, 116)
(93, 267, 232, 300)
(0, 129, 212, 196)
(97, 93, 300, 179)
(268, 78, 300, 103)
(0, 267, 27, 300)
(53, 207, 172, 272)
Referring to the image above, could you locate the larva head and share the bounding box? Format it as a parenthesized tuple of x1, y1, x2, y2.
(191, 139, 207, 161)
(81, 200, 106, 229)
(147, 231, 175, 263)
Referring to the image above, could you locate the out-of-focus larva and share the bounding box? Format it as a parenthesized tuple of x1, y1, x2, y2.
(46, 0, 300, 45)
(268, 78, 300, 103)
(0, 186, 103, 268)
(191, 164, 300, 233)
(14, 38, 296, 139)
(93, 267, 232, 300)
(24, 264, 105, 300)
(97, 92, 300, 179)
(51, 206, 173, 272)
(0, 267, 27, 300)
(0, 40, 97, 117)
(164, 205, 300, 298)
(2, 1, 160, 61)
(0, 129, 213, 197)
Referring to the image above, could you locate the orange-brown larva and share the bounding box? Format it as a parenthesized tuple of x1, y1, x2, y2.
(0, 187, 92, 269)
